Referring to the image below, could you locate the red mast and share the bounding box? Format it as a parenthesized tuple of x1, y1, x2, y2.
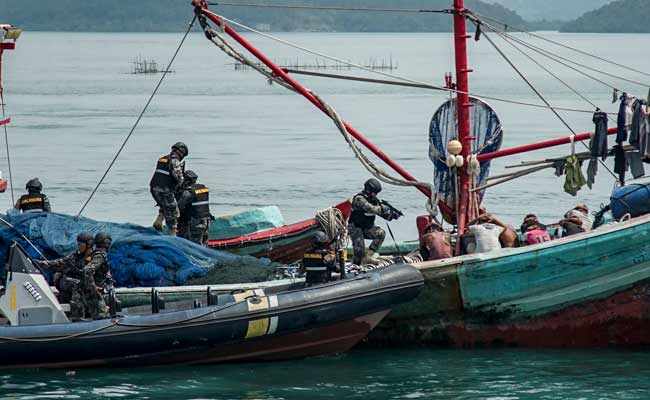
(452, 0, 473, 236)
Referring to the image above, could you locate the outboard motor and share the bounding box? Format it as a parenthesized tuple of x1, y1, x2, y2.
(0, 243, 69, 326)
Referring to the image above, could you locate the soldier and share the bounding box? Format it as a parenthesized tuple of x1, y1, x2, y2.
(33, 232, 94, 319)
(150, 142, 188, 236)
(14, 178, 52, 213)
(348, 178, 402, 265)
(176, 170, 212, 246)
(80, 232, 113, 320)
(301, 231, 337, 285)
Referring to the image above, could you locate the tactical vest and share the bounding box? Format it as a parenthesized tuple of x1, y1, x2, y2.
(190, 184, 211, 218)
(89, 250, 111, 287)
(349, 192, 378, 229)
(18, 193, 47, 213)
(302, 250, 335, 284)
(149, 153, 176, 189)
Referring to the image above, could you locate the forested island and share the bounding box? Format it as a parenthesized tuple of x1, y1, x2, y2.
(0, 0, 645, 33)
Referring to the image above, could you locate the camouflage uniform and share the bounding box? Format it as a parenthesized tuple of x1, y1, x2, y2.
(35, 252, 90, 319)
(80, 249, 111, 320)
(150, 153, 185, 232)
(348, 193, 388, 265)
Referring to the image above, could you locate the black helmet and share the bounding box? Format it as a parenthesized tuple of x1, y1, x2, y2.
(172, 142, 189, 158)
(184, 170, 198, 185)
(26, 178, 42, 192)
(312, 231, 329, 245)
(94, 232, 112, 249)
(363, 178, 382, 194)
(76, 232, 94, 247)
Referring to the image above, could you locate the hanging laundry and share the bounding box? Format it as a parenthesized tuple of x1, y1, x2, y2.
(591, 109, 609, 160)
(617, 93, 629, 144)
(630, 99, 645, 148)
(564, 155, 587, 196)
(613, 144, 628, 185)
(586, 158, 597, 189)
(639, 106, 650, 163)
(552, 159, 566, 177)
(626, 151, 645, 179)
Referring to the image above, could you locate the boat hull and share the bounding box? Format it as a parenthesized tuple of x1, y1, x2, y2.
(0, 262, 422, 369)
(368, 215, 650, 347)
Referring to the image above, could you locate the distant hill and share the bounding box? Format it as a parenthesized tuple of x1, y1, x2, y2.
(0, 0, 530, 32)
(486, 0, 612, 22)
(562, 0, 650, 33)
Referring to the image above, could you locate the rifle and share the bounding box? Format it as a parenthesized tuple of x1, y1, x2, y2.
(379, 199, 404, 221)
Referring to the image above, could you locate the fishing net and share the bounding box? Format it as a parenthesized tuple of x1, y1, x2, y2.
(429, 96, 504, 207)
(0, 212, 275, 287)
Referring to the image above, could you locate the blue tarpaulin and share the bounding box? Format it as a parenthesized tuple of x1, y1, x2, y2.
(0, 212, 272, 287)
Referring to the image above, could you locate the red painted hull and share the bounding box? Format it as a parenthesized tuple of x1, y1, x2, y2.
(373, 280, 650, 348)
(208, 201, 351, 263)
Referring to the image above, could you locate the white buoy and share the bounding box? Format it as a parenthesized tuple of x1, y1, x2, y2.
(455, 155, 464, 168)
(446, 155, 457, 168)
(448, 140, 462, 155)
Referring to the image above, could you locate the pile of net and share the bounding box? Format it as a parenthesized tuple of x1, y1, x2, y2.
(0, 212, 278, 287)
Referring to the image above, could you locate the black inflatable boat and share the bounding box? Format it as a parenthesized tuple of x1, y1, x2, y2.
(0, 244, 422, 368)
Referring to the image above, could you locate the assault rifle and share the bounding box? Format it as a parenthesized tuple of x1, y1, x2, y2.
(380, 200, 404, 221)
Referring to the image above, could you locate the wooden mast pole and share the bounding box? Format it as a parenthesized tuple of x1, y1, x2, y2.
(452, 0, 473, 236)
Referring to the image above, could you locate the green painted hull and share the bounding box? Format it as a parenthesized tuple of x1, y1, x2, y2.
(371, 216, 650, 347)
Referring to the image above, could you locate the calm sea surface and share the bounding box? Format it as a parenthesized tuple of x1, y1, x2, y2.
(1, 31, 650, 398)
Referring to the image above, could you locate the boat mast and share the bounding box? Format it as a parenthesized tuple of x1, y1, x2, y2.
(452, 0, 473, 236)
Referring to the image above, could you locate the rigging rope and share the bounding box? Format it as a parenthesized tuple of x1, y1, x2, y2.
(208, 2, 453, 13)
(219, 16, 609, 115)
(0, 92, 14, 205)
(198, 14, 440, 217)
(77, 16, 196, 217)
(469, 11, 650, 80)
(315, 207, 348, 250)
(472, 16, 649, 90)
(478, 27, 620, 183)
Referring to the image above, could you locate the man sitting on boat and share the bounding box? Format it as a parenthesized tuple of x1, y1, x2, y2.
(349, 178, 402, 265)
(564, 204, 592, 231)
(80, 232, 113, 320)
(14, 178, 51, 213)
(176, 170, 212, 246)
(473, 214, 520, 248)
(520, 214, 551, 245)
(150, 142, 188, 236)
(419, 221, 452, 261)
(33, 232, 94, 319)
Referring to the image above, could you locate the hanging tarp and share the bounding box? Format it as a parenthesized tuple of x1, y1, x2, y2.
(429, 96, 503, 208)
(0, 212, 273, 287)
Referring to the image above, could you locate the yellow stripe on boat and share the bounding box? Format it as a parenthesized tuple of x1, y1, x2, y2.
(233, 289, 265, 303)
(245, 296, 271, 338)
(9, 285, 16, 312)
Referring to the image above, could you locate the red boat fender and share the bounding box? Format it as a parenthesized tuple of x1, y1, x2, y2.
(0, 178, 7, 193)
(416, 215, 433, 240)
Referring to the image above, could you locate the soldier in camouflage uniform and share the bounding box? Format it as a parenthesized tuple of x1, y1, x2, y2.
(150, 142, 188, 237)
(33, 232, 95, 320)
(348, 178, 402, 265)
(176, 170, 212, 246)
(80, 232, 113, 320)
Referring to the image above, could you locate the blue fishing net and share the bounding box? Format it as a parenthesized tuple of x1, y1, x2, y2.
(0, 212, 272, 287)
(429, 96, 503, 205)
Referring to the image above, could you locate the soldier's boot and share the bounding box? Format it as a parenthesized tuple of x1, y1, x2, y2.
(168, 225, 178, 237)
(153, 212, 164, 232)
(360, 250, 381, 266)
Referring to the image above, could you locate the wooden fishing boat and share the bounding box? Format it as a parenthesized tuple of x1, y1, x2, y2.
(207, 201, 351, 263)
(188, 0, 650, 348)
(0, 243, 423, 368)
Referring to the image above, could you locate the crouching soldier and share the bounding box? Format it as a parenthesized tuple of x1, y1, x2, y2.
(80, 232, 113, 320)
(33, 232, 94, 319)
(348, 178, 402, 265)
(302, 231, 338, 285)
(177, 170, 212, 246)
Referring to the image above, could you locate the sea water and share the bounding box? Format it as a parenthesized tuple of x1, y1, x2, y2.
(1, 31, 649, 398)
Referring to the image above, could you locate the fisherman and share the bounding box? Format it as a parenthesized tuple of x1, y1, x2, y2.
(565, 204, 592, 231)
(302, 231, 337, 285)
(348, 178, 402, 265)
(419, 221, 452, 261)
(475, 213, 520, 248)
(176, 170, 212, 246)
(14, 178, 52, 213)
(520, 214, 551, 245)
(150, 142, 188, 236)
(80, 232, 113, 320)
(33, 232, 94, 318)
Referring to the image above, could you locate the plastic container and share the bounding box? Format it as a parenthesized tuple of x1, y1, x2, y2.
(611, 182, 650, 219)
